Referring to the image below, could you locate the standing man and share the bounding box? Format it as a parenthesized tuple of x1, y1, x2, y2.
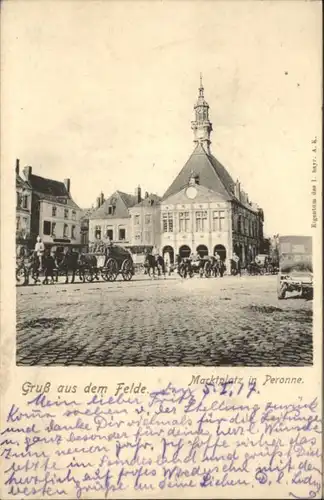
(233, 252, 241, 277)
(35, 236, 45, 271)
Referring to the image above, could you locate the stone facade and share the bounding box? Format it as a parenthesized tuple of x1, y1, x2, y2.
(160, 180, 234, 269)
(129, 193, 161, 247)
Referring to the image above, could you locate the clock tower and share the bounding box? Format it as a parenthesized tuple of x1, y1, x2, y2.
(191, 73, 213, 153)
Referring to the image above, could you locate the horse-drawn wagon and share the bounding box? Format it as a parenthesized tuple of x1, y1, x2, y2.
(81, 243, 134, 282)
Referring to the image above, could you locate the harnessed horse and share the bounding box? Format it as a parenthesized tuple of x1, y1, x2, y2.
(58, 250, 80, 284)
(144, 254, 166, 278)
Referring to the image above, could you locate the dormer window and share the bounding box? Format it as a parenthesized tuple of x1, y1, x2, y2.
(107, 204, 116, 215)
(189, 172, 199, 186)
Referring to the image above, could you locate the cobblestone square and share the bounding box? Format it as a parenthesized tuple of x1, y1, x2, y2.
(16, 275, 313, 367)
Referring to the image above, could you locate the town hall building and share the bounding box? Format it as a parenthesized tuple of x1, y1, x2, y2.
(160, 76, 264, 271)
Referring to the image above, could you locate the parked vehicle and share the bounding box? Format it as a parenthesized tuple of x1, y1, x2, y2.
(277, 235, 313, 299)
(247, 254, 278, 275)
(82, 243, 135, 282)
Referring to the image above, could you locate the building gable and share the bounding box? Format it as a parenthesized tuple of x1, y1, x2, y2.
(162, 143, 235, 200)
(90, 191, 137, 220)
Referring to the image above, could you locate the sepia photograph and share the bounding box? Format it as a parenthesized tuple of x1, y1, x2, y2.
(1, 2, 322, 500)
(11, 1, 318, 368)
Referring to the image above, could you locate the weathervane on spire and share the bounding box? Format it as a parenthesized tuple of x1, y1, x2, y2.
(199, 72, 204, 97)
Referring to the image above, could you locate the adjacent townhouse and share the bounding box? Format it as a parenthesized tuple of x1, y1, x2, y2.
(22, 166, 82, 251)
(88, 189, 140, 249)
(128, 192, 161, 248)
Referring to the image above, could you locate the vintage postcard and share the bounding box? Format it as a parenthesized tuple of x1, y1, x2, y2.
(1, 0, 322, 498)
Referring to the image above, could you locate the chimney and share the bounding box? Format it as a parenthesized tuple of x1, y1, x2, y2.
(100, 192, 105, 206)
(135, 185, 142, 204)
(96, 196, 101, 209)
(23, 166, 32, 180)
(64, 178, 71, 193)
(16, 159, 20, 175)
(234, 179, 241, 200)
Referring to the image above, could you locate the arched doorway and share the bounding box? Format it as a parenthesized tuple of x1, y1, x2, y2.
(214, 244, 226, 261)
(179, 245, 191, 259)
(196, 245, 208, 258)
(162, 245, 174, 264)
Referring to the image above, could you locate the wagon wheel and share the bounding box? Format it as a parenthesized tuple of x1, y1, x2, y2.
(105, 258, 118, 281)
(16, 266, 27, 285)
(178, 265, 185, 278)
(121, 259, 133, 281)
(101, 269, 110, 281)
(84, 267, 94, 283)
(204, 266, 211, 278)
(301, 288, 313, 300)
(277, 281, 287, 300)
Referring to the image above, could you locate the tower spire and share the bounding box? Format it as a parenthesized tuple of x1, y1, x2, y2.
(191, 73, 213, 153)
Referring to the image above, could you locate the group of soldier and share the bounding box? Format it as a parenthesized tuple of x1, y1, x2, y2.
(18, 236, 66, 284)
(148, 245, 242, 277)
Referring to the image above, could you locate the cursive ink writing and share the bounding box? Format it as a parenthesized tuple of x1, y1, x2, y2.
(0, 383, 322, 498)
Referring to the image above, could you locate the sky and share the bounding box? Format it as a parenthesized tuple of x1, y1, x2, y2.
(1, 0, 322, 236)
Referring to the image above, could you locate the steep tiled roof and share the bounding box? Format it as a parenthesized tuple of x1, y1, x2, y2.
(90, 190, 137, 220)
(118, 191, 138, 208)
(162, 143, 235, 200)
(208, 154, 235, 196)
(132, 193, 161, 208)
(27, 174, 80, 209)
